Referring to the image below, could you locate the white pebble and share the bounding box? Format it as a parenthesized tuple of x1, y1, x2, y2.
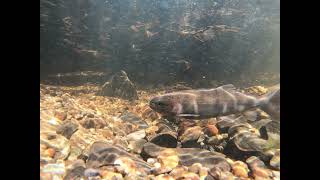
(147, 158, 156, 164)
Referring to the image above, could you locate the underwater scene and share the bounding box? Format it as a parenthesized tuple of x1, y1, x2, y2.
(40, 0, 280, 179)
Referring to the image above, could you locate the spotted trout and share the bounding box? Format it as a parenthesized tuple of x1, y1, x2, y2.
(149, 84, 280, 119)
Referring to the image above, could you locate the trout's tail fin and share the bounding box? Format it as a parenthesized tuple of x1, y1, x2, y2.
(259, 86, 280, 120)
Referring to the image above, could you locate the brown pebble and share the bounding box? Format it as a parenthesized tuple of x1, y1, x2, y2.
(145, 126, 159, 135)
(40, 172, 52, 179)
(157, 149, 179, 170)
(54, 111, 67, 121)
(189, 163, 202, 174)
(232, 166, 248, 178)
(179, 126, 202, 143)
(100, 170, 123, 180)
(253, 167, 270, 178)
(170, 166, 189, 179)
(142, 107, 160, 120)
(155, 174, 175, 180)
(100, 129, 114, 139)
(44, 148, 56, 158)
(205, 124, 219, 136)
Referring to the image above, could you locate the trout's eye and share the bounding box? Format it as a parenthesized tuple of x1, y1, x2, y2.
(157, 102, 167, 106)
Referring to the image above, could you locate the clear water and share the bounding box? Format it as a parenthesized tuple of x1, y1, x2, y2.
(40, 0, 280, 179)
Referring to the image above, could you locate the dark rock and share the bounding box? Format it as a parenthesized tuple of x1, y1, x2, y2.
(148, 132, 178, 148)
(207, 167, 234, 180)
(156, 119, 177, 133)
(246, 156, 274, 179)
(142, 142, 230, 170)
(79, 118, 106, 129)
(119, 111, 149, 130)
(84, 168, 100, 177)
(177, 121, 203, 148)
(224, 123, 272, 162)
(97, 70, 138, 101)
(265, 120, 280, 134)
(56, 121, 79, 139)
(79, 119, 95, 129)
(63, 160, 86, 180)
(205, 134, 229, 152)
(216, 115, 239, 133)
(86, 142, 152, 173)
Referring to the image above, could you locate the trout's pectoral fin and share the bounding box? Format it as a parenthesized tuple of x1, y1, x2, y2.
(177, 114, 200, 117)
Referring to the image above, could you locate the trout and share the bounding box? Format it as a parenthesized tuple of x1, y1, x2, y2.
(149, 84, 280, 119)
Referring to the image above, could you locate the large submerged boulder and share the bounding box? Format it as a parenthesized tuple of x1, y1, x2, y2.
(97, 70, 138, 100)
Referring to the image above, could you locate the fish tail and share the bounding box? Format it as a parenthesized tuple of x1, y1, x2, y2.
(258, 87, 280, 120)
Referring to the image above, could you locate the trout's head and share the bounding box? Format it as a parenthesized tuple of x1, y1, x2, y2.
(149, 95, 176, 115)
(149, 92, 195, 116)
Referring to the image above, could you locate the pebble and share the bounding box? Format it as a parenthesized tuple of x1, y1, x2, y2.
(169, 166, 189, 178)
(148, 132, 178, 148)
(157, 149, 179, 171)
(178, 121, 197, 136)
(40, 132, 70, 160)
(270, 149, 280, 170)
(199, 167, 209, 180)
(142, 107, 160, 120)
(179, 126, 203, 143)
(126, 130, 146, 141)
(128, 139, 147, 154)
(84, 168, 100, 177)
(206, 134, 228, 145)
(98, 128, 114, 139)
(205, 124, 219, 136)
(272, 170, 280, 180)
(75, 113, 84, 120)
(208, 167, 234, 180)
(100, 170, 123, 180)
(44, 148, 56, 158)
(181, 172, 200, 180)
(154, 162, 161, 169)
(189, 163, 203, 174)
(155, 174, 175, 180)
(113, 137, 129, 149)
(114, 157, 138, 175)
(41, 162, 65, 175)
(231, 161, 249, 178)
(40, 172, 52, 180)
(259, 110, 270, 119)
(252, 167, 271, 179)
(64, 160, 86, 179)
(147, 158, 157, 164)
(80, 118, 95, 129)
(56, 120, 79, 139)
(54, 111, 67, 121)
(145, 126, 159, 135)
(246, 156, 273, 179)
